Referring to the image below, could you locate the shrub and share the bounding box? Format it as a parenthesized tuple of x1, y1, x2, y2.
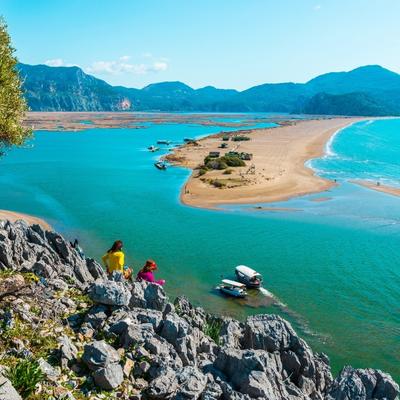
(206, 159, 228, 170)
(198, 168, 207, 177)
(203, 319, 223, 345)
(223, 169, 233, 175)
(221, 156, 245, 167)
(232, 135, 250, 141)
(5, 359, 44, 398)
(210, 179, 226, 188)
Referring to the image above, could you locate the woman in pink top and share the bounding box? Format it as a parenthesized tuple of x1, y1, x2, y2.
(136, 259, 165, 286)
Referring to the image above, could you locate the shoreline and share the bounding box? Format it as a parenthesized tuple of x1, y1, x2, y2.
(168, 117, 367, 209)
(351, 180, 400, 198)
(0, 209, 52, 230)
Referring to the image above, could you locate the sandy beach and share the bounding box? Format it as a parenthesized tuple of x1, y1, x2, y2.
(167, 117, 366, 208)
(351, 180, 400, 198)
(0, 210, 52, 230)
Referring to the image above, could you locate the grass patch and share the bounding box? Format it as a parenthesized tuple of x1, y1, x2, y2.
(203, 319, 223, 345)
(4, 359, 44, 399)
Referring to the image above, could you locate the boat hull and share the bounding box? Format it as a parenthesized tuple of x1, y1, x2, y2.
(219, 287, 247, 298)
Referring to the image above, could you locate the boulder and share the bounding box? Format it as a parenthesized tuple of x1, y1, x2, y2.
(89, 280, 131, 306)
(242, 314, 296, 352)
(82, 340, 120, 371)
(146, 367, 179, 399)
(93, 364, 124, 390)
(326, 366, 399, 400)
(0, 220, 99, 289)
(144, 282, 168, 311)
(37, 357, 60, 382)
(175, 366, 208, 399)
(58, 335, 78, 369)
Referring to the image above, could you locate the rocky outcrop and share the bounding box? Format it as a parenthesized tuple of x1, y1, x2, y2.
(0, 220, 105, 289)
(0, 220, 399, 399)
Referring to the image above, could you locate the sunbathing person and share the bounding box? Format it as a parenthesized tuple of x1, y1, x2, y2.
(136, 259, 165, 285)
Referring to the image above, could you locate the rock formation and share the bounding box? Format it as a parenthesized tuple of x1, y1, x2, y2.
(0, 220, 398, 399)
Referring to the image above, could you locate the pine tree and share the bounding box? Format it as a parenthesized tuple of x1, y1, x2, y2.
(0, 17, 31, 149)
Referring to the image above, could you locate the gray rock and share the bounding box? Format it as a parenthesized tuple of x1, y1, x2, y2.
(86, 258, 107, 280)
(147, 367, 179, 399)
(242, 314, 296, 352)
(58, 335, 78, 369)
(89, 280, 131, 306)
(174, 296, 207, 329)
(326, 366, 399, 400)
(144, 282, 168, 311)
(38, 357, 60, 382)
(84, 304, 109, 330)
(82, 340, 120, 371)
(0, 367, 22, 400)
(175, 366, 208, 399)
(0, 220, 99, 289)
(93, 363, 124, 390)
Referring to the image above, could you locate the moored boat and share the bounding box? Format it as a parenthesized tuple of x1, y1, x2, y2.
(148, 145, 160, 152)
(235, 265, 262, 288)
(157, 140, 171, 145)
(154, 161, 167, 170)
(217, 279, 247, 298)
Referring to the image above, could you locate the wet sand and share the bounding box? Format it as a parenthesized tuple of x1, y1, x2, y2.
(167, 118, 366, 209)
(0, 210, 52, 230)
(351, 180, 400, 198)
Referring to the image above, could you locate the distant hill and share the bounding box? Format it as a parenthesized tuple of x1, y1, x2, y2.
(17, 63, 400, 115)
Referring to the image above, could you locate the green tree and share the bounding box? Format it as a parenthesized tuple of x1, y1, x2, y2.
(0, 17, 31, 149)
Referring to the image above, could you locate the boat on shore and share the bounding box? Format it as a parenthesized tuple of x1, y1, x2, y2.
(217, 279, 247, 298)
(154, 161, 167, 170)
(235, 265, 262, 288)
(148, 145, 160, 152)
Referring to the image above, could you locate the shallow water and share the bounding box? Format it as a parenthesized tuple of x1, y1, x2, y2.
(0, 115, 399, 381)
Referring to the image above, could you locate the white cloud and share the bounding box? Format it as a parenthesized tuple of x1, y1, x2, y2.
(85, 55, 169, 75)
(314, 4, 321, 10)
(44, 58, 65, 67)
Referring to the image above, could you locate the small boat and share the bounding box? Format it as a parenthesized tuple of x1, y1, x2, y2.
(183, 138, 195, 142)
(235, 265, 263, 288)
(157, 140, 171, 145)
(154, 161, 167, 170)
(217, 279, 247, 298)
(148, 145, 160, 152)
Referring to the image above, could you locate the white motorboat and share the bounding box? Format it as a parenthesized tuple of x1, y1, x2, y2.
(148, 145, 160, 152)
(235, 265, 262, 288)
(217, 279, 247, 298)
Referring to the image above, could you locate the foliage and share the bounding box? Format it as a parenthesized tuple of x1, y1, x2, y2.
(203, 319, 223, 345)
(223, 168, 233, 175)
(0, 17, 31, 148)
(210, 179, 226, 188)
(204, 154, 245, 170)
(222, 155, 245, 167)
(197, 168, 207, 177)
(4, 359, 44, 399)
(232, 135, 250, 141)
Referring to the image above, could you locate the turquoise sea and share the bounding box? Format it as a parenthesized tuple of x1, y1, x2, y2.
(0, 115, 399, 381)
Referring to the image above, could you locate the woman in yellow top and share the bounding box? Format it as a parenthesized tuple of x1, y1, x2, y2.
(102, 240, 125, 275)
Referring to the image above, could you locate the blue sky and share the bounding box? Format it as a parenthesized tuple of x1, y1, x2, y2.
(2, 0, 400, 89)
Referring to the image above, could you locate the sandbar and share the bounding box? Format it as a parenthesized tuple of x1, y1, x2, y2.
(0, 210, 52, 230)
(167, 117, 367, 209)
(351, 180, 400, 198)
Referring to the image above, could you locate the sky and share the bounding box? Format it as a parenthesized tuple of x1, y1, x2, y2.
(2, 0, 400, 90)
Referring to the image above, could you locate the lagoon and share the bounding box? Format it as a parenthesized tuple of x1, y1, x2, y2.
(0, 115, 399, 381)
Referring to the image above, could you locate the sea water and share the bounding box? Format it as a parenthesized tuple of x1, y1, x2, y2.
(0, 115, 399, 381)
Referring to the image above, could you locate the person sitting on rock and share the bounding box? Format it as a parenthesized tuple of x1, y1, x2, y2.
(102, 240, 125, 281)
(136, 259, 165, 286)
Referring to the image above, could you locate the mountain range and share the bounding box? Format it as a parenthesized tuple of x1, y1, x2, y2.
(17, 63, 400, 115)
